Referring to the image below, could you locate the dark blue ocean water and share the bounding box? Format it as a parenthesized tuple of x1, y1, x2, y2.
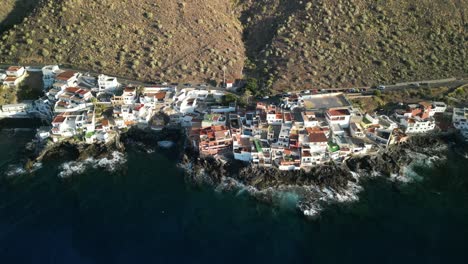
(0, 130, 467, 264)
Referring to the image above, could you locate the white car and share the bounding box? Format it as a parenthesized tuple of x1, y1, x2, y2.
(377, 85, 386, 90)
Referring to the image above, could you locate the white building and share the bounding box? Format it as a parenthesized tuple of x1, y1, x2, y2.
(98, 74, 120, 91)
(267, 112, 283, 124)
(401, 117, 436, 134)
(431, 102, 447, 116)
(122, 87, 137, 105)
(326, 108, 351, 128)
(3, 76, 22, 87)
(51, 114, 77, 139)
(6, 66, 25, 77)
(277, 123, 292, 147)
(233, 135, 253, 162)
(350, 122, 365, 138)
(453, 108, 468, 139)
(378, 115, 398, 130)
(56, 71, 80, 87)
(0, 102, 31, 118)
(42, 65, 61, 89)
(301, 111, 319, 127)
(305, 127, 328, 152)
(54, 87, 93, 113)
(300, 147, 326, 168)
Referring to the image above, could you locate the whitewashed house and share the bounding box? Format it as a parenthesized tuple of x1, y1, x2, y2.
(401, 117, 435, 134)
(302, 111, 319, 127)
(431, 102, 447, 116)
(3, 76, 22, 87)
(56, 71, 80, 87)
(98, 74, 120, 91)
(6, 66, 25, 77)
(350, 122, 365, 138)
(453, 108, 468, 139)
(51, 114, 77, 139)
(42, 65, 61, 89)
(326, 108, 351, 129)
(122, 87, 137, 105)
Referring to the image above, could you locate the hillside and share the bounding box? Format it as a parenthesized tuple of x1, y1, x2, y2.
(0, 0, 39, 33)
(0, 0, 466, 91)
(0, 0, 245, 83)
(238, 0, 467, 92)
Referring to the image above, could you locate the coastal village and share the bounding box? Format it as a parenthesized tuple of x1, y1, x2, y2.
(0, 65, 467, 171)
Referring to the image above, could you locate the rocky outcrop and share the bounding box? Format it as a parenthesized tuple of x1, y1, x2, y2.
(38, 139, 122, 163)
(346, 135, 450, 177)
(180, 134, 455, 216)
(236, 164, 354, 190)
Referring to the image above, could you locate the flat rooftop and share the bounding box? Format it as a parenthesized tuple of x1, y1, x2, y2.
(302, 93, 351, 110)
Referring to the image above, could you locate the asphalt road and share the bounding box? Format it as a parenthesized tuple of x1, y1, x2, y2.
(2, 64, 467, 96)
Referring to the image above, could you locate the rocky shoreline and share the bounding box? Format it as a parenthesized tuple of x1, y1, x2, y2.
(180, 134, 463, 217)
(5, 127, 184, 178)
(5, 127, 466, 217)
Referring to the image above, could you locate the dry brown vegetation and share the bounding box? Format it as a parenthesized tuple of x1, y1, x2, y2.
(238, 0, 467, 92)
(0, 0, 245, 83)
(0, 0, 39, 33)
(0, 0, 466, 91)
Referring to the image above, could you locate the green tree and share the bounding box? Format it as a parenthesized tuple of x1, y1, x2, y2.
(222, 94, 237, 105)
(245, 77, 259, 95)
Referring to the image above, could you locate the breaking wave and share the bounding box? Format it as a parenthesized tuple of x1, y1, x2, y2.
(213, 175, 364, 218)
(4, 164, 27, 177)
(394, 152, 444, 183)
(58, 151, 126, 178)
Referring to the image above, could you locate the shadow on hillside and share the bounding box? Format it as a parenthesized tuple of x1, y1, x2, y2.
(0, 0, 40, 35)
(238, 0, 303, 74)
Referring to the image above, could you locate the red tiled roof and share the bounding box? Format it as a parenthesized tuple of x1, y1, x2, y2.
(65, 87, 80, 93)
(52, 115, 66, 124)
(155, 92, 166, 100)
(306, 126, 327, 134)
(134, 104, 144, 111)
(308, 132, 328, 143)
(419, 101, 432, 109)
(56, 71, 77, 81)
(7, 66, 23, 72)
(77, 89, 89, 95)
(4, 77, 17, 82)
(327, 109, 350, 116)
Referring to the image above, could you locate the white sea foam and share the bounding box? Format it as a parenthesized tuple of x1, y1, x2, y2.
(393, 152, 442, 183)
(4, 165, 27, 177)
(58, 151, 126, 178)
(158, 141, 175, 148)
(212, 174, 364, 218)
